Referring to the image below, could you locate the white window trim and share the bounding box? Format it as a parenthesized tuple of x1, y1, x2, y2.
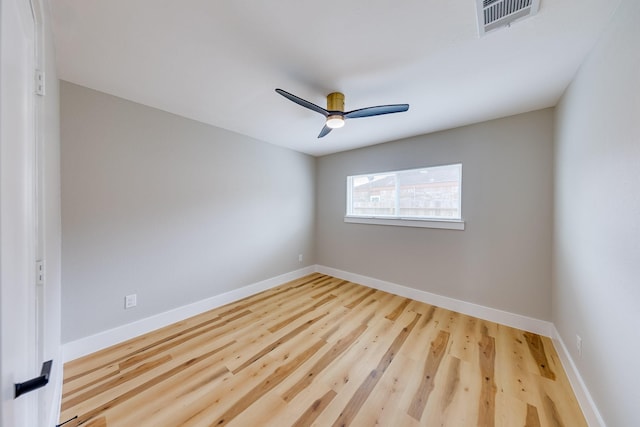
(344, 215, 465, 230)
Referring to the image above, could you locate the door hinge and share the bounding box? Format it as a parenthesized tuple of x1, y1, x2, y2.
(36, 260, 45, 285)
(35, 69, 45, 96)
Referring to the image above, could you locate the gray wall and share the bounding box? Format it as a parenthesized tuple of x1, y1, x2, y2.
(60, 82, 315, 343)
(316, 109, 554, 320)
(554, 0, 640, 425)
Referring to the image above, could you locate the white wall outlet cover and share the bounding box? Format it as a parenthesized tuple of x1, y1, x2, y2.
(576, 334, 582, 357)
(125, 294, 137, 309)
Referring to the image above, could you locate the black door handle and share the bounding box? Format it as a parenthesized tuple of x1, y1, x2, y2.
(14, 360, 52, 398)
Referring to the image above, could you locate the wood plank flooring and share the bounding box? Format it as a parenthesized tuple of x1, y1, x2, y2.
(60, 273, 587, 426)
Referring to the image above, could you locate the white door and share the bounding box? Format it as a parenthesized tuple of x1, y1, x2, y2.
(0, 0, 40, 425)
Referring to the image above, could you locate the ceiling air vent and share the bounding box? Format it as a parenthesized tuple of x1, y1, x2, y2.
(476, 0, 540, 36)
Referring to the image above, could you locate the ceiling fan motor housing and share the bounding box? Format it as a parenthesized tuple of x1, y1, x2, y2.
(327, 92, 345, 112)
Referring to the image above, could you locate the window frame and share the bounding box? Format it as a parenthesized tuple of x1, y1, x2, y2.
(344, 163, 465, 230)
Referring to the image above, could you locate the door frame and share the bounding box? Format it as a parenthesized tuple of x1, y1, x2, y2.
(0, 0, 46, 425)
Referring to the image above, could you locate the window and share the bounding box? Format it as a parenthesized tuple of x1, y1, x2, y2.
(345, 163, 464, 230)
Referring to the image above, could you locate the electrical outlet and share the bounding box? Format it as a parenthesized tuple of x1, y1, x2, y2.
(576, 334, 582, 357)
(125, 294, 137, 309)
(298, 254, 303, 262)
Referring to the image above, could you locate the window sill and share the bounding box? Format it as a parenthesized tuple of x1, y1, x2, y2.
(344, 216, 465, 230)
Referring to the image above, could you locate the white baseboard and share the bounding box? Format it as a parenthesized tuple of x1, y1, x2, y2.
(62, 266, 315, 362)
(315, 265, 554, 337)
(551, 327, 606, 427)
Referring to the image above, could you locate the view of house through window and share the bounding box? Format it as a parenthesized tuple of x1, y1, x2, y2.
(346, 163, 462, 221)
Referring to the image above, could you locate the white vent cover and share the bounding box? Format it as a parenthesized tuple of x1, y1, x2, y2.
(476, 0, 540, 36)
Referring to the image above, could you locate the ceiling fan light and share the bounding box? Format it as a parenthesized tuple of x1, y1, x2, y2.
(326, 115, 345, 129)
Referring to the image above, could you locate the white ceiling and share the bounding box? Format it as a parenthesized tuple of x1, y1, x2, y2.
(49, 0, 621, 156)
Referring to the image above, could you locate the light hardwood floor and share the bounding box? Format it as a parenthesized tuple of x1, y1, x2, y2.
(60, 273, 586, 426)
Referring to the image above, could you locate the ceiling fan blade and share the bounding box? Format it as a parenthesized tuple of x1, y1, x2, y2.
(344, 104, 409, 119)
(275, 89, 329, 116)
(318, 125, 332, 138)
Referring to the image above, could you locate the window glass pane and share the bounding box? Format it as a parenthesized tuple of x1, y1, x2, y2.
(350, 173, 396, 217)
(347, 164, 462, 220)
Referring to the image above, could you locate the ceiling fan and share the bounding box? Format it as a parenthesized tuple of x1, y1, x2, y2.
(275, 89, 409, 138)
